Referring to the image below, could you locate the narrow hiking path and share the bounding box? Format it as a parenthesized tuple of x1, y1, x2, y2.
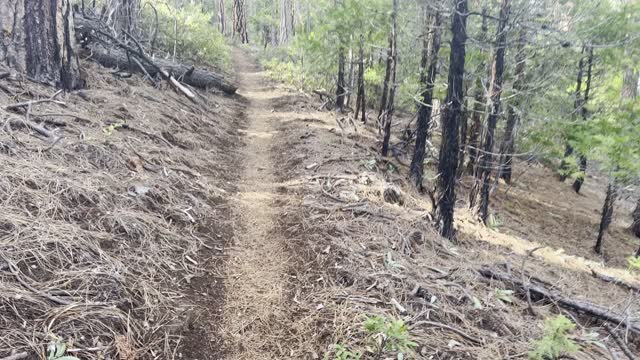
(221, 49, 292, 359)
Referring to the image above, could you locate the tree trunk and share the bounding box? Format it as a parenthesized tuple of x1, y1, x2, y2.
(477, 0, 511, 223)
(409, 11, 442, 188)
(336, 48, 346, 112)
(572, 46, 594, 194)
(380, 0, 397, 157)
(107, 0, 140, 36)
(378, 38, 393, 128)
(0, 0, 80, 90)
(435, 0, 468, 240)
(354, 37, 366, 123)
(595, 182, 617, 255)
(559, 47, 586, 181)
(279, 0, 294, 44)
(233, 0, 249, 43)
(219, 0, 226, 34)
(497, 28, 527, 184)
(465, 8, 489, 176)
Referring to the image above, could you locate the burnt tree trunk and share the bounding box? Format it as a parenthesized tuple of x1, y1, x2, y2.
(336, 48, 346, 112)
(633, 197, 640, 238)
(354, 37, 366, 123)
(436, 0, 468, 240)
(559, 47, 586, 181)
(233, 0, 249, 43)
(497, 27, 527, 184)
(476, 0, 511, 223)
(572, 46, 594, 194)
(409, 11, 442, 188)
(0, 0, 80, 90)
(380, 0, 398, 157)
(595, 182, 617, 255)
(465, 8, 489, 176)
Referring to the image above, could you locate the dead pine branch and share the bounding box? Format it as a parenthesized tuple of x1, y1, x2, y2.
(479, 267, 640, 336)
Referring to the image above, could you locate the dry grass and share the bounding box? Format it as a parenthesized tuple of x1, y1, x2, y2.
(0, 61, 242, 359)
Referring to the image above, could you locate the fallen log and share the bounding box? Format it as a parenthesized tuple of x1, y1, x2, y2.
(74, 17, 237, 95)
(478, 267, 640, 336)
(590, 269, 640, 294)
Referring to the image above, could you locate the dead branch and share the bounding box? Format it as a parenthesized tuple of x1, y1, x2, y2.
(479, 267, 640, 336)
(5, 98, 66, 112)
(0, 352, 29, 360)
(591, 270, 640, 294)
(410, 320, 482, 345)
(605, 325, 637, 360)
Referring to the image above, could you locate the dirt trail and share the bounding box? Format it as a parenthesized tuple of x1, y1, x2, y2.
(221, 48, 293, 359)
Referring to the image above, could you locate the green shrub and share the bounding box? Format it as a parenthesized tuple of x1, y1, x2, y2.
(628, 256, 640, 272)
(529, 315, 579, 360)
(142, 1, 230, 70)
(363, 315, 417, 357)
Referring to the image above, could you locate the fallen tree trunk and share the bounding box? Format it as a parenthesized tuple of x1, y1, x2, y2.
(479, 267, 640, 336)
(74, 17, 237, 95)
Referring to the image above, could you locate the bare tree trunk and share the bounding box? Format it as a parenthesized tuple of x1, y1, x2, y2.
(279, 0, 294, 44)
(233, 0, 249, 43)
(633, 198, 640, 238)
(595, 182, 617, 255)
(219, 0, 226, 34)
(107, 0, 140, 36)
(354, 37, 366, 123)
(572, 46, 594, 194)
(380, 0, 397, 157)
(436, 0, 468, 240)
(409, 11, 442, 189)
(497, 27, 527, 184)
(0, 0, 80, 90)
(465, 8, 489, 176)
(477, 0, 511, 224)
(378, 38, 393, 129)
(346, 44, 355, 108)
(559, 47, 586, 181)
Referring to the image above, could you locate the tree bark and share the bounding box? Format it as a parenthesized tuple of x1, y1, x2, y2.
(219, 0, 226, 34)
(279, 0, 294, 44)
(378, 38, 393, 127)
(380, 0, 397, 157)
(497, 27, 527, 184)
(465, 8, 489, 176)
(0, 0, 80, 90)
(233, 0, 249, 43)
(476, 0, 511, 223)
(436, 0, 468, 240)
(409, 11, 442, 189)
(354, 37, 366, 123)
(336, 48, 346, 112)
(572, 46, 594, 194)
(595, 182, 617, 255)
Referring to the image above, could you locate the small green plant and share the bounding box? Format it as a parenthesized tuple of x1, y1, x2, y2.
(363, 315, 417, 358)
(102, 122, 123, 136)
(333, 344, 362, 360)
(627, 256, 640, 272)
(47, 340, 80, 360)
(487, 214, 503, 230)
(529, 315, 579, 360)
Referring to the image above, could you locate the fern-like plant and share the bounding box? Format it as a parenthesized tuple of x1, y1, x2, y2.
(529, 315, 579, 360)
(363, 315, 417, 358)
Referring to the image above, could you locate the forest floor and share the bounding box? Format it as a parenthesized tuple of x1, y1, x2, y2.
(0, 48, 638, 360)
